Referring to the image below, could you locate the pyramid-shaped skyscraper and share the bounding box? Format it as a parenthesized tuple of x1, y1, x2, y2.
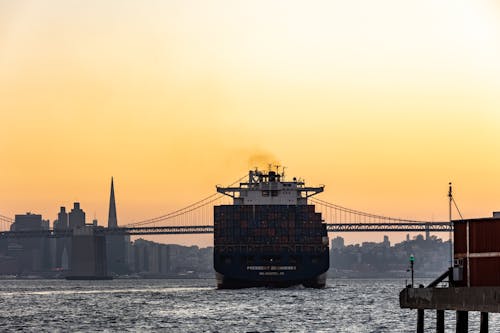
(108, 177, 117, 228)
(106, 177, 129, 274)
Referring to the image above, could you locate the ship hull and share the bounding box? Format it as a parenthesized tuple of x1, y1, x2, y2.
(214, 247, 329, 289)
(216, 272, 327, 289)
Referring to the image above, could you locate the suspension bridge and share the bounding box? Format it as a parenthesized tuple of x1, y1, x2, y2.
(0, 175, 452, 238)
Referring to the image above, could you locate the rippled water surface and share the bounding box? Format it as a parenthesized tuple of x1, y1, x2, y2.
(0, 278, 499, 332)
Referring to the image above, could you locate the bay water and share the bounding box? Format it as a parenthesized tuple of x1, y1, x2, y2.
(0, 278, 498, 332)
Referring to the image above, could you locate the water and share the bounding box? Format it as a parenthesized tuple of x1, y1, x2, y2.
(0, 278, 499, 332)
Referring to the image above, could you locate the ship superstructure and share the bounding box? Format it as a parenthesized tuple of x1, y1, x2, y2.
(214, 169, 329, 288)
(217, 170, 324, 206)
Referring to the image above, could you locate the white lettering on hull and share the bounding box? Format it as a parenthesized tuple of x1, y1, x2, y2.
(247, 266, 296, 271)
(258, 272, 285, 276)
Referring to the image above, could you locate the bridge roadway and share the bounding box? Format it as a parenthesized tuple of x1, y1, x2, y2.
(0, 222, 452, 238)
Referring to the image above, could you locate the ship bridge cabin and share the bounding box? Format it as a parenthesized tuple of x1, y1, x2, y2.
(216, 170, 324, 205)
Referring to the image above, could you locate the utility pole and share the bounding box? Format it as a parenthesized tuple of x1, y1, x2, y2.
(448, 182, 453, 269)
(410, 254, 415, 288)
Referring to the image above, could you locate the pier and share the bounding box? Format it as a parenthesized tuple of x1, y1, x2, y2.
(400, 286, 499, 332)
(400, 213, 500, 332)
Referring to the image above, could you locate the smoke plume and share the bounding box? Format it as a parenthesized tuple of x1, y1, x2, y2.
(247, 152, 280, 171)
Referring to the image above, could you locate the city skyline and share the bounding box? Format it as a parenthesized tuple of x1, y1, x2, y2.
(1, 1, 500, 247)
(0, 175, 469, 248)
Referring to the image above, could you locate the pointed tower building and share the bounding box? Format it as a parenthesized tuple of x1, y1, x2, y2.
(108, 177, 118, 228)
(106, 177, 129, 275)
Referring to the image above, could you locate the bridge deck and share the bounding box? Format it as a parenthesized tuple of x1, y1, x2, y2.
(0, 222, 451, 238)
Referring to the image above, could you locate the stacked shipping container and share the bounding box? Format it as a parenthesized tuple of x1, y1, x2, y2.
(214, 205, 326, 251)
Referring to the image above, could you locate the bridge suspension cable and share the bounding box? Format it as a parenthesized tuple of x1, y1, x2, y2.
(125, 175, 435, 228)
(310, 197, 431, 223)
(0, 214, 13, 222)
(124, 174, 247, 227)
(0, 214, 14, 232)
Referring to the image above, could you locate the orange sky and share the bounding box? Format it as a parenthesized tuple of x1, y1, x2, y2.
(1, 1, 500, 246)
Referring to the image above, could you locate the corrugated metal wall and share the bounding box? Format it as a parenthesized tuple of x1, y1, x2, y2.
(454, 218, 500, 287)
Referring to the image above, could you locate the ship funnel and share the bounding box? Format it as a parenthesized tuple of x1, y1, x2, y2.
(269, 171, 276, 182)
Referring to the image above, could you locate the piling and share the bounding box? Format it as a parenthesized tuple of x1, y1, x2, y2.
(480, 312, 488, 333)
(436, 310, 444, 333)
(456, 311, 468, 333)
(416, 309, 424, 333)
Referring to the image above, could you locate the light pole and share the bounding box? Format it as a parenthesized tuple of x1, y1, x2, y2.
(410, 254, 415, 288)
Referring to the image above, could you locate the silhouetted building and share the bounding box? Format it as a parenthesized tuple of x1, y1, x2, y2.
(68, 203, 86, 271)
(130, 239, 213, 277)
(9, 213, 50, 273)
(54, 207, 68, 231)
(66, 225, 109, 279)
(331, 236, 345, 250)
(53, 207, 70, 269)
(383, 235, 390, 247)
(11, 213, 49, 232)
(69, 203, 85, 229)
(106, 178, 129, 275)
(108, 177, 117, 228)
(330, 234, 449, 278)
(132, 239, 172, 276)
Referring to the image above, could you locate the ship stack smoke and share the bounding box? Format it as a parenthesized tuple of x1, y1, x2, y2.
(247, 152, 280, 171)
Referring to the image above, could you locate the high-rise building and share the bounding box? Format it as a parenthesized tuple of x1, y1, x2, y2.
(54, 207, 68, 231)
(383, 235, 390, 247)
(331, 236, 345, 250)
(11, 213, 47, 232)
(108, 177, 117, 228)
(54, 207, 70, 269)
(9, 213, 50, 273)
(67, 203, 85, 271)
(106, 177, 129, 275)
(69, 203, 85, 229)
(66, 225, 109, 279)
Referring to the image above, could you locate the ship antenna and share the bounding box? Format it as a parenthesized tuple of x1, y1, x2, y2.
(282, 166, 286, 180)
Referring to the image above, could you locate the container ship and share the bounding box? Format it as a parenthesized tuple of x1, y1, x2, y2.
(214, 169, 329, 288)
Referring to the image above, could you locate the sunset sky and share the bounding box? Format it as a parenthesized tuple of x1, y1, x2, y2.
(1, 1, 500, 246)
